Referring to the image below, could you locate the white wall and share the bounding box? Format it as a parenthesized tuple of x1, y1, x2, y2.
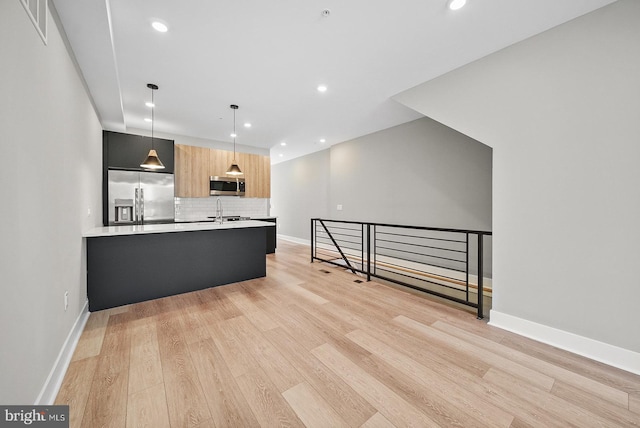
(0, 2, 102, 403)
(394, 0, 640, 356)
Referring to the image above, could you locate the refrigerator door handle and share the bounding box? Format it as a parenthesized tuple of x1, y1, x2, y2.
(139, 188, 144, 224)
(134, 188, 138, 224)
(135, 187, 141, 224)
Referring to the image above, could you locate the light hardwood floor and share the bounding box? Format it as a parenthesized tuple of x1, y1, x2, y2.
(56, 240, 640, 427)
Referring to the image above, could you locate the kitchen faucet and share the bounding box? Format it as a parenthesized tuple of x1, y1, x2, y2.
(215, 197, 223, 224)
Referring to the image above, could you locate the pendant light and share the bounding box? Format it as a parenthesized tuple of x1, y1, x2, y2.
(226, 104, 243, 176)
(140, 83, 165, 170)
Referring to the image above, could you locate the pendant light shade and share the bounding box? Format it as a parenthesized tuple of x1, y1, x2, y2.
(141, 83, 165, 170)
(141, 149, 164, 169)
(226, 104, 243, 176)
(226, 162, 242, 175)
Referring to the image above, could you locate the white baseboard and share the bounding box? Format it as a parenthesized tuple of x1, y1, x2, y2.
(489, 310, 640, 376)
(35, 301, 90, 405)
(278, 234, 310, 246)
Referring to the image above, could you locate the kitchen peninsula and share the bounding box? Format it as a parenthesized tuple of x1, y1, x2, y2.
(83, 220, 275, 311)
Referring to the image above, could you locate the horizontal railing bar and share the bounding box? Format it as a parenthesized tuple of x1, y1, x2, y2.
(316, 236, 361, 246)
(375, 261, 465, 284)
(376, 245, 466, 264)
(316, 249, 468, 284)
(375, 238, 467, 254)
(375, 253, 467, 273)
(318, 224, 363, 232)
(376, 231, 467, 244)
(321, 230, 362, 237)
(319, 229, 362, 237)
(323, 235, 363, 244)
(315, 234, 361, 243)
(314, 218, 492, 236)
(323, 239, 361, 246)
(321, 230, 362, 238)
(375, 268, 469, 294)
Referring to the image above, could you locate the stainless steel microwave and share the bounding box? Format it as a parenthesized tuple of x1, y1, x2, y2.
(210, 176, 245, 196)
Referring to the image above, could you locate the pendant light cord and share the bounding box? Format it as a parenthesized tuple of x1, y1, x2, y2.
(226, 104, 242, 175)
(140, 83, 164, 169)
(151, 88, 155, 150)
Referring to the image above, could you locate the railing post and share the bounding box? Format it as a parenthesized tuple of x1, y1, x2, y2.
(373, 225, 377, 276)
(310, 219, 315, 263)
(477, 233, 484, 320)
(366, 224, 371, 281)
(361, 224, 364, 273)
(465, 233, 469, 303)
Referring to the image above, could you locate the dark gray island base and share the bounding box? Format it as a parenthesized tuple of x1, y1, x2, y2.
(86, 226, 266, 311)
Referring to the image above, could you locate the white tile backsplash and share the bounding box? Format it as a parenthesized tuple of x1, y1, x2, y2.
(175, 197, 269, 221)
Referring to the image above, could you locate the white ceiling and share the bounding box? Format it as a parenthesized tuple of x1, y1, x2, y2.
(52, 0, 615, 164)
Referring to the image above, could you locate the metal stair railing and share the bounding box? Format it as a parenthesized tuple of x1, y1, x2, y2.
(311, 218, 492, 319)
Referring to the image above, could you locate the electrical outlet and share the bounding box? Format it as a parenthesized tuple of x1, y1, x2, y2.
(87, 208, 91, 217)
(337, 204, 343, 211)
(64, 291, 69, 311)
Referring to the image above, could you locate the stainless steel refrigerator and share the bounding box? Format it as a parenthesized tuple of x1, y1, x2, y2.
(107, 170, 175, 225)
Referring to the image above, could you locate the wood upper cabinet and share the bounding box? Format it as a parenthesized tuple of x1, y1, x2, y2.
(243, 153, 271, 198)
(209, 148, 235, 178)
(175, 144, 210, 198)
(176, 144, 271, 198)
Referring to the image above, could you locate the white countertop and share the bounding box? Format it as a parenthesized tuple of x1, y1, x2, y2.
(83, 220, 275, 238)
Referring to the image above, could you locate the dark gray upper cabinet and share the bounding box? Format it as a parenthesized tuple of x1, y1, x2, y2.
(103, 130, 174, 173)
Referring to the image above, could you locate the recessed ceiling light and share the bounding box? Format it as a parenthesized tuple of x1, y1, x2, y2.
(244, 122, 252, 128)
(230, 133, 237, 138)
(144, 118, 152, 122)
(280, 142, 287, 146)
(145, 102, 154, 108)
(279, 154, 284, 157)
(319, 138, 326, 143)
(317, 85, 328, 93)
(151, 21, 168, 32)
(448, 0, 466, 11)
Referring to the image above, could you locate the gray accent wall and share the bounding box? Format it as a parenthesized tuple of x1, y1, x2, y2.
(329, 117, 492, 231)
(394, 0, 640, 353)
(271, 117, 492, 244)
(0, 2, 102, 403)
